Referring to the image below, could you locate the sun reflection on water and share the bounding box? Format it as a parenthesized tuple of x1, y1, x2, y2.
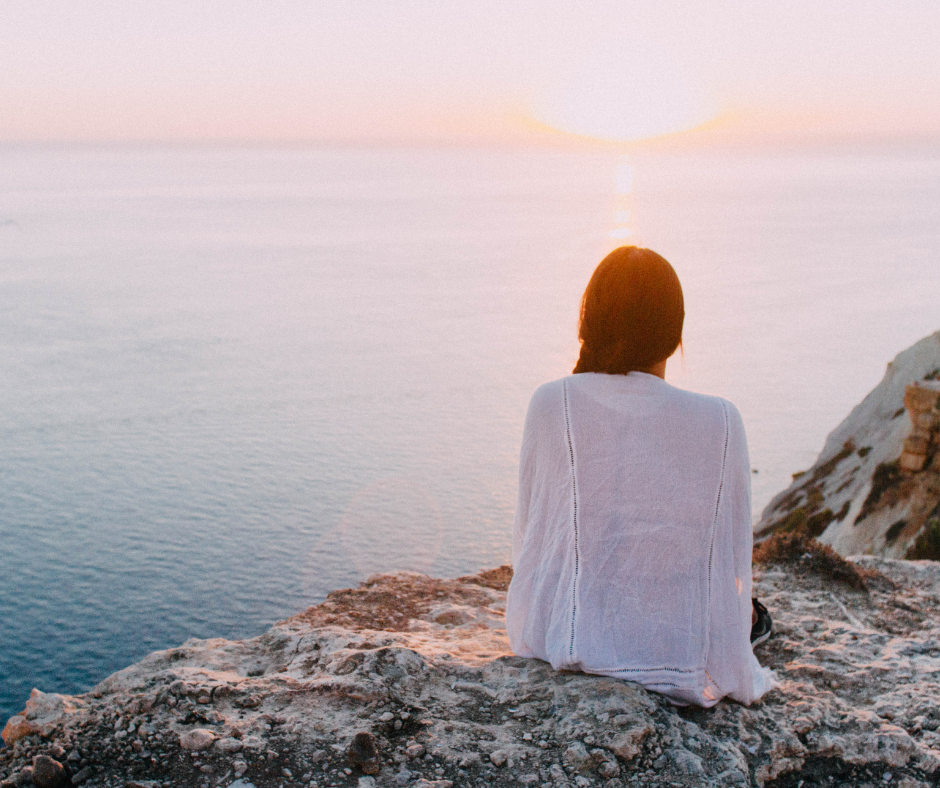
(609, 158, 635, 240)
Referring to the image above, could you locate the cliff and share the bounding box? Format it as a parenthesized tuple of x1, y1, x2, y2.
(756, 329, 940, 558)
(3, 550, 940, 788)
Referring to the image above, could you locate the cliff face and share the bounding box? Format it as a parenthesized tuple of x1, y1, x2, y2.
(756, 329, 940, 559)
(3, 554, 940, 788)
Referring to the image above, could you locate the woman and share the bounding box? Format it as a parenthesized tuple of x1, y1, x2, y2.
(506, 246, 775, 707)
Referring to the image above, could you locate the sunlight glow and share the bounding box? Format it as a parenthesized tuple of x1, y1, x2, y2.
(609, 157, 635, 240)
(616, 162, 634, 194)
(533, 38, 716, 143)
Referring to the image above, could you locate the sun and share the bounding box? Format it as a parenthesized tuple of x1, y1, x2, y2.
(532, 37, 716, 143)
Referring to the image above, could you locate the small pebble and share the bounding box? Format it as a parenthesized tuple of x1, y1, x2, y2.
(179, 729, 216, 751)
(490, 750, 508, 767)
(347, 731, 381, 775)
(31, 756, 68, 788)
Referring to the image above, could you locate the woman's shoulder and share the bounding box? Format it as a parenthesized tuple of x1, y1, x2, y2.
(528, 373, 744, 419)
(666, 383, 741, 416)
(526, 377, 567, 418)
(564, 372, 745, 428)
(663, 385, 746, 437)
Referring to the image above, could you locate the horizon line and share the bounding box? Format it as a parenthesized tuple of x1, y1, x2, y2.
(2, 129, 940, 153)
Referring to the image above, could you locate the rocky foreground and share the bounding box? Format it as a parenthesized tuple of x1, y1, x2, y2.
(3, 546, 940, 788)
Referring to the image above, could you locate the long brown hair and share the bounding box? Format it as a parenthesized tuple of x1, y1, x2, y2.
(573, 246, 684, 375)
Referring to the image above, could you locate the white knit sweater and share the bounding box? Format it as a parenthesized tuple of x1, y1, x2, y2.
(506, 372, 776, 706)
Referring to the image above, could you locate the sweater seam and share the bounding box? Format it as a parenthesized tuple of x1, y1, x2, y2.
(705, 669, 724, 697)
(703, 401, 730, 668)
(604, 666, 698, 674)
(562, 380, 579, 663)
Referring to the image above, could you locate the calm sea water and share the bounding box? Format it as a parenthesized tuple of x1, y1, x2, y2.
(1, 143, 939, 721)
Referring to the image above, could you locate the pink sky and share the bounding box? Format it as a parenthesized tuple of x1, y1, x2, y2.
(2, 1, 939, 145)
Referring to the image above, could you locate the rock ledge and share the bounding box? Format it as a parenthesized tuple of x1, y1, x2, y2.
(2, 558, 940, 788)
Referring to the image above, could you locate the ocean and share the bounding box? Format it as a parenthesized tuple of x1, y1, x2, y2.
(1, 143, 939, 722)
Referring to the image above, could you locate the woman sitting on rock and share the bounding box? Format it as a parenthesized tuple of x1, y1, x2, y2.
(506, 246, 775, 707)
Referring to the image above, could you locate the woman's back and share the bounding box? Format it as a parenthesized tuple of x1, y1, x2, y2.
(507, 371, 775, 706)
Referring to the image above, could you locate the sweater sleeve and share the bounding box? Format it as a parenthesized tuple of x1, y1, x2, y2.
(507, 380, 570, 660)
(511, 390, 538, 569)
(704, 401, 777, 706)
(507, 383, 551, 657)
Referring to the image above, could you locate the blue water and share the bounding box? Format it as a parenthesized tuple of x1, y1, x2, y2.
(1, 143, 939, 722)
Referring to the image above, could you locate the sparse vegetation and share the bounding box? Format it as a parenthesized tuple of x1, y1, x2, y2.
(806, 486, 824, 508)
(835, 476, 855, 494)
(885, 519, 908, 545)
(855, 460, 905, 524)
(767, 500, 851, 540)
(905, 518, 940, 560)
(834, 499, 851, 521)
(814, 440, 857, 481)
(754, 533, 882, 591)
(785, 441, 856, 492)
(771, 507, 808, 535)
(803, 509, 838, 539)
(772, 442, 860, 528)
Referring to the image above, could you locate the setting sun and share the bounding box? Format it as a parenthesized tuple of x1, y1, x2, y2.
(531, 37, 716, 143)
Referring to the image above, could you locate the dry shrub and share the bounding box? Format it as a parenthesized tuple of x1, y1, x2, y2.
(754, 533, 885, 592)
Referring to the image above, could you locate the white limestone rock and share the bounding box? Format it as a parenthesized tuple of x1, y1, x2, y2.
(2, 563, 940, 787)
(757, 328, 940, 558)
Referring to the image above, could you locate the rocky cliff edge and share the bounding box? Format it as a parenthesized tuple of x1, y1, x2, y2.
(756, 329, 940, 558)
(3, 551, 940, 788)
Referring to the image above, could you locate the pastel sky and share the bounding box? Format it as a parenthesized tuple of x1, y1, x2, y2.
(2, 0, 939, 144)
